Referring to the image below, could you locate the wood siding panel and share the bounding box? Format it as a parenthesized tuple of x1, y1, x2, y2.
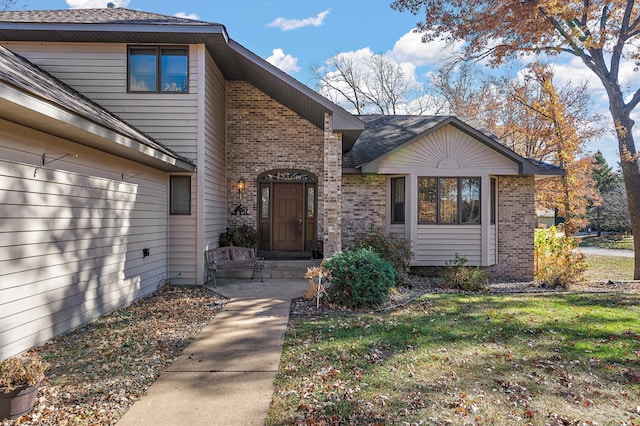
(0, 121, 169, 359)
(376, 125, 519, 175)
(2, 42, 200, 158)
(202, 52, 226, 252)
(414, 225, 482, 265)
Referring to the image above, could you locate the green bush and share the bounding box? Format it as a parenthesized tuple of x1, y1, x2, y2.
(354, 228, 413, 286)
(442, 253, 488, 292)
(535, 227, 588, 287)
(219, 225, 259, 248)
(323, 248, 396, 309)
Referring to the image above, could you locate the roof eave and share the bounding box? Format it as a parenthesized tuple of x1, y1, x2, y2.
(0, 81, 195, 172)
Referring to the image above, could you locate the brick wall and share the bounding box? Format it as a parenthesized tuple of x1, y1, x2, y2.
(322, 112, 342, 256)
(226, 81, 338, 246)
(341, 174, 386, 248)
(491, 175, 536, 280)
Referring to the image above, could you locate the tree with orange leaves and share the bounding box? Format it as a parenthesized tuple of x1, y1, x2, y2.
(509, 63, 601, 236)
(392, 0, 640, 278)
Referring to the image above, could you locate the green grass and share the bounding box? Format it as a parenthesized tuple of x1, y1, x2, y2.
(585, 254, 635, 281)
(580, 235, 634, 250)
(268, 293, 640, 425)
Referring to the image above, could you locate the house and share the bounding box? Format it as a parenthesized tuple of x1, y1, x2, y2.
(0, 8, 561, 359)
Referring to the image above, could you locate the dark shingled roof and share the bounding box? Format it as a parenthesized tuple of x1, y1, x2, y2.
(345, 115, 563, 176)
(0, 8, 215, 25)
(0, 45, 193, 169)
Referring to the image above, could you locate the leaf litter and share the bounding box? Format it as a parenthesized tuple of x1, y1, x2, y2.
(2, 285, 227, 426)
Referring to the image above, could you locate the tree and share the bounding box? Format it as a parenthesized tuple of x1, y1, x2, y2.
(431, 61, 502, 125)
(589, 151, 620, 235)
(311, 52, 432, 114)
(506, 63, 600, 236)
(600, 178, 632, 233)
(392, 0, 640, 278)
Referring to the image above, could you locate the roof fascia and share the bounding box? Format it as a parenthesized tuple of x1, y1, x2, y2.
(1, 81, 194, 172)
(0, 21, 229, 41)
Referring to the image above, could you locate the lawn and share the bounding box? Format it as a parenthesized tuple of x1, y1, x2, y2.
(580, 235, 634, 251)
(268, 292, 640, 425)
(585, 254, 635, 281)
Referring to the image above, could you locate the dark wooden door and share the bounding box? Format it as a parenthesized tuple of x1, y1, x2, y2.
(272, 183, 303, 251)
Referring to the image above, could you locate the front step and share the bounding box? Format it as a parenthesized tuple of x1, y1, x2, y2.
(262, 259, 322, 279)
(214, 259, 322, 280)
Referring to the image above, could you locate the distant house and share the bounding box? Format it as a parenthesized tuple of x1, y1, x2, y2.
(0, 8, 562, 359)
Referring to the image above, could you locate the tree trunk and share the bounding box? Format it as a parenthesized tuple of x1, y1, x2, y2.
(606, 90, 640, 279)
(619, 146, 640, 280)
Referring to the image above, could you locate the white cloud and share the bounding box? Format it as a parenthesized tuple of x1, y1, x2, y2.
(175, 12, 200, 20)
(266, 48, 300, 73)
(388, 30, 464, 67)
(66, 0, 129, 8)
(267, 9, 330, 31)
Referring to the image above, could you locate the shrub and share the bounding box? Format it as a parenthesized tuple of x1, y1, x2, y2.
(441, 253, 488, 292)
(535, 227, 588, 287)
(323, 248, 396, 309)
(0, 352, 48, 392)
(219, 225, 259, 248)
(354, 228, 413, 286)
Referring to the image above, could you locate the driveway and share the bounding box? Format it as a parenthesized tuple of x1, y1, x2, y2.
(577, 246, 634, 258)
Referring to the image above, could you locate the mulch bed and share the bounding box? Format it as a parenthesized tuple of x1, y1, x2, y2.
(290, 275, 640, 317)
(2, 285, 228, 426)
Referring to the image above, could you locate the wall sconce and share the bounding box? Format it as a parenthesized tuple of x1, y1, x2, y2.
(237, 178, 246, 196)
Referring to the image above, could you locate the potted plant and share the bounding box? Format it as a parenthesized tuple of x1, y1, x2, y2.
(310, 240, 323, 259)
(0, 352, 48, 420)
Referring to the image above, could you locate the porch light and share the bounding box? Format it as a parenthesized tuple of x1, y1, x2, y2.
(237, 178, 246, 196)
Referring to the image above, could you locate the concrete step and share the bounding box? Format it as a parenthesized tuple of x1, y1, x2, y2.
(263, 259, 322, 279)
(215, 259, 322, 280)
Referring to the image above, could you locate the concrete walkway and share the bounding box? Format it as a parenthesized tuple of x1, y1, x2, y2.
(117, 278, 308, 426)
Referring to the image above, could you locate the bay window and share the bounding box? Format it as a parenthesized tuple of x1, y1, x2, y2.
(418, 177, 480, 224)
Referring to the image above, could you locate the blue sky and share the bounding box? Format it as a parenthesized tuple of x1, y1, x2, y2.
(15, 0, 636, 168)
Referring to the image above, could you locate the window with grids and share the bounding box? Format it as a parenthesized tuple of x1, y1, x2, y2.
(418, 177, 480, 224)
(128, 46, 188, 93)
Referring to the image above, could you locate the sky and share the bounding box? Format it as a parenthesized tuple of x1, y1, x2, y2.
(13, 0, 638, 169)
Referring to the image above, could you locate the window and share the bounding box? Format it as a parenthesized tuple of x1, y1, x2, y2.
(261, 186, 270, 219)
(129, 46, 188, 93)
(170, 176, 191, 215)
(307, 186, 315, 218)
(418, 177, 480, 224)
(391, 177, 405, 224)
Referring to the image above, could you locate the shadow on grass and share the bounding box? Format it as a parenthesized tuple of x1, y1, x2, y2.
(271, 292, 640, 424)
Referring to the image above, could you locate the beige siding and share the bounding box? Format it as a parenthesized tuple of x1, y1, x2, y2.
(368, 125, 519, 175)
(202, 50, 227, 253)
(0, 120, 169, 359)
(2, 42, 200, 159)
(415, 225, 482, 265)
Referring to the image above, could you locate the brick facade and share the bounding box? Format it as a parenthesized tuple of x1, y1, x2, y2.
(322, 112, 342, 256)
(341, 174, 387, 247)
(491, 175, 536, 280)
(226, 81, 343, 253)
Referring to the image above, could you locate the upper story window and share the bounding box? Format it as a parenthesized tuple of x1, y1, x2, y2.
(418, 177, 480, 224)
(128, 46, 188, 93)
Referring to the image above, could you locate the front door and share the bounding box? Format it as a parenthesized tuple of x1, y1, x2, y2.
(257, 170, 318, 258)
(273, 183, 303, 251)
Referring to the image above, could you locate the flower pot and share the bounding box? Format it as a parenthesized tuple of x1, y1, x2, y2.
(0, 382, 40, 420)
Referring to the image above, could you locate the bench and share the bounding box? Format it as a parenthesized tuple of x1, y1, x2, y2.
(205, 246, 264, 287)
